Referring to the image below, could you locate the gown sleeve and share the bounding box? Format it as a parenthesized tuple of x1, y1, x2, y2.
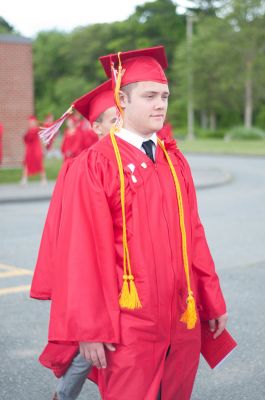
(179, 152, 227, 321)
(48, 149, 120, 344)
(30, 159, 74, 300)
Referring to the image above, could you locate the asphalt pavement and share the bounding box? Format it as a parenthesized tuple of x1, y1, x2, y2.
(0, 163, 232, 204)
(0, 154, 264, 400)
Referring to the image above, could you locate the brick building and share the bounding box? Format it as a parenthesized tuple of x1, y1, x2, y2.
(0, 34, 34, 168)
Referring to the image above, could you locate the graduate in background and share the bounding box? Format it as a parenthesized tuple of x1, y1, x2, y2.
(60, 116, 82, 161)
(78, 117, 98, 152)
(21, 116, 47, 185)
(0, 122, 3, 165)
(31, 80, 116, 400)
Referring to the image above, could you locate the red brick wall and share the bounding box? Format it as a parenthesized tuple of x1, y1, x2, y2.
(0, 37, 34, 168)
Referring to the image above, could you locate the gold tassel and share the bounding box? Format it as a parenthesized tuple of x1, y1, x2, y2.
(119, 276, 130, 308)
(128, 276, 142, 309)
(158, 138, 197, 329)
(110, 130, 142, 310)
(113, 52, 124, 118)
(180, 293, 197, 329)
(119, 276, 142, 309)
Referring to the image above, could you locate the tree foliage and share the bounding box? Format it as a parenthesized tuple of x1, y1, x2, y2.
(3, 0, 265, 132)
(0, 16, 16, 34)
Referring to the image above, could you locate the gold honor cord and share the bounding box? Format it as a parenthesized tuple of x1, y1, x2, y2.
(157, 138, 197, 329)
(109, 130, 197, 328)
(110, 129, 142, 310)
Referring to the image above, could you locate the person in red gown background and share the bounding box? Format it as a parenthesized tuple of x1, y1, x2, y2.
(0, 122, 3, 165)
(60, 116, 82, 161)
(78, 117, 98, 152)
(21, 116, 47, 185)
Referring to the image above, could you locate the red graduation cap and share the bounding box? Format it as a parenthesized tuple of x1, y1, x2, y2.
(39, 80, 115, 144)
(99, 45, 168, 86)
(28, 115, 38, 122)
(72, 79, 115, 124)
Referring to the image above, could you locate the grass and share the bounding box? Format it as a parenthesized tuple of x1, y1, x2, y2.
(0, 138, 264, 184)
(0, 158, 63, 184)
(177, 138, 265, 156)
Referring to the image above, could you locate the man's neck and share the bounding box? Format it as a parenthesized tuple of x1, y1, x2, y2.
(122, 123, 153, 139)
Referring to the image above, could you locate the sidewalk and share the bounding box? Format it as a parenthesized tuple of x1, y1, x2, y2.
(0, 167, 232, 204)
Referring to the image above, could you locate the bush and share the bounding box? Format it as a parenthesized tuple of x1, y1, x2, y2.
(195, 128, 225, 139)
(224, 126, 265, 141)
(172, 127, 225, 140)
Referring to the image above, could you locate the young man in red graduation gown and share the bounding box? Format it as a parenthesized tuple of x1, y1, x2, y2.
(21, 116, 47, 184)
(35, 47, 227, 400)
(31, 80, 117, 400)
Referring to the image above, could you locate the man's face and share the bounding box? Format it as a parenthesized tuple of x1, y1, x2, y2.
(120, 81, 170, 136)
(93, 106, 117, 138)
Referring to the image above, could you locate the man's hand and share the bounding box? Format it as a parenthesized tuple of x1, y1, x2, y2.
(79, 342, 116, 369)
(208, 312, 228, 339)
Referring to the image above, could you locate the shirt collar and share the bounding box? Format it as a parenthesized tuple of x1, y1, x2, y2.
(115, 128, 157, 151)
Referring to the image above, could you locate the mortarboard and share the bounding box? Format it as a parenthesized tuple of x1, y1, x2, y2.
(73, 80, 115, 124)
(99, 45, 168, 86)
(39, 80, 115, 144)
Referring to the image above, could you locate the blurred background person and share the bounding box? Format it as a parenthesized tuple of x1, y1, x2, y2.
(0, 121, 3, 165)
(60, 116, 83, 161)
(78, 116, 98, 152)
(21, 115, 47, 185)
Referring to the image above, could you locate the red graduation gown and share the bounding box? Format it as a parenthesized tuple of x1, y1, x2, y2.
(23, 127, 44, 175)
(0, 123, 3, 164)
(157, 122, 174, 140)
(61, 128, 83, 161)
(31, 158, 75, 300)
(39, 135, 226, 399)
(81, 128, 98, 151)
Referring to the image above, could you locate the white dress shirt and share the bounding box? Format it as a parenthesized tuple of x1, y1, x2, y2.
(115, 128, 157, 159)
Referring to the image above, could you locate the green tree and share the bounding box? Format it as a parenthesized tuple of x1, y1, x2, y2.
(0, 16, 16, 34)
(225, 0, 265, 128)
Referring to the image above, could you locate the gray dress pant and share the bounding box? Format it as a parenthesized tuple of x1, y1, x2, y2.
(56, 351, 164, 399)
(56, 353, 92, 400)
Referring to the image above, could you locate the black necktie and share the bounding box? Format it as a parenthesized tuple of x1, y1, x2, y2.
(142, 140, 154, 162)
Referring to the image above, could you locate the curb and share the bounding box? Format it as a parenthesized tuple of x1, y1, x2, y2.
(0, 167, 232, 204)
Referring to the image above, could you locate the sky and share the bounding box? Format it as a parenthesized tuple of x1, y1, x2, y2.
(1, 0, 191, 38)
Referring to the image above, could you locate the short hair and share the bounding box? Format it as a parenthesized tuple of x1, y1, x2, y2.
(95, 111, 105, 123)
(120, 82, 138, 102)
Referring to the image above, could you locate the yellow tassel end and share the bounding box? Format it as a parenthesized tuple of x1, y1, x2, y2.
(180, 294, 197, 329)
(119, 277, 130, 308)
(128, 277, 142, 309)
(119, 275, 142, 310)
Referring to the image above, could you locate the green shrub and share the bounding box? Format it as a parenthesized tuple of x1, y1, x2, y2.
(224, 126, 265, 141)
(195, 128, 225, 139)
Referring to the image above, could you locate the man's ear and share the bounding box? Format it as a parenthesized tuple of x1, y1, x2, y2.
(92, 121, 102, 136)
(119, 90, 128, 108)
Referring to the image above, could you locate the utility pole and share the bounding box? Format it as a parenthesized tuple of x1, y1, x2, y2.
(186, 12, 196, 140)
